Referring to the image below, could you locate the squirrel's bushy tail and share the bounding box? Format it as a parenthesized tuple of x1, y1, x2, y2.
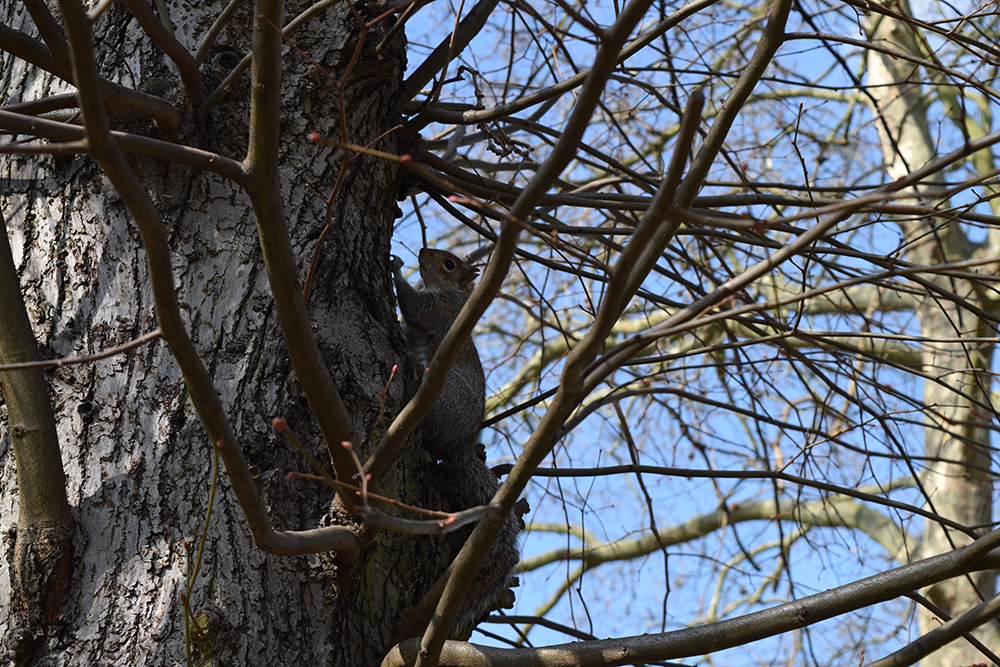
(438, 442, 530, 640)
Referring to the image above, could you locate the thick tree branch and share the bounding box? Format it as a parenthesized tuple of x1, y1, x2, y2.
(385, 531, 1000, 667)
(0, 208, 73, 637)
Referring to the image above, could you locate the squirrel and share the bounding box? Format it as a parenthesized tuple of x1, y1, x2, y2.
(391, 248, 529, 640)
(391, 249, 485, 460)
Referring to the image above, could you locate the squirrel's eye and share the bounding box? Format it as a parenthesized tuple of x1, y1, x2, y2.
(443, 259, 456, 271)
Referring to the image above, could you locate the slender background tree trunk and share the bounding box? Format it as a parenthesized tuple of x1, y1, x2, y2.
(866, 8, 999, 663)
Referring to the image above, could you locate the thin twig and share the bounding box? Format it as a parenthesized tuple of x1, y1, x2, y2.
(0, 329, 162, 371)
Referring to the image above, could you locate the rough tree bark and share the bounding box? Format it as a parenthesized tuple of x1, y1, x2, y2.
(0, 1, 455, 665)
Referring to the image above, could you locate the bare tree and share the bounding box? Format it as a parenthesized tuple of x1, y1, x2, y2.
(2, 0, 999, 666)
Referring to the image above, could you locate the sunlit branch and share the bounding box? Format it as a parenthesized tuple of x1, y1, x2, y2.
(706, 531, 804, 625)
(505, 467, 924, 536)
(839, 0, 1000, 62)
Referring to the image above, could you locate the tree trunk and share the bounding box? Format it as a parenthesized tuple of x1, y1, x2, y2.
(0, 2, 451, 665)
(866, 7, 999, 663)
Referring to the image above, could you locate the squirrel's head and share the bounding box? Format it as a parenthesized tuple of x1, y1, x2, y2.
(418, 248, 479, 290)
